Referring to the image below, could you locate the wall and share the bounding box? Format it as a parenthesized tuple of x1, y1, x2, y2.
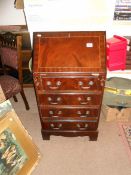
(0, 0, 26, 25)
(0, 0, 131, 38)
(24, 0, 115, 38)
(24, 0, 131, 38)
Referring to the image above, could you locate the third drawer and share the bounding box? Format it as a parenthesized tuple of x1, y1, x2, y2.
(39, 106, 100, 119)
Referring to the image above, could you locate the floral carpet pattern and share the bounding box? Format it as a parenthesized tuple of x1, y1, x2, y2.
(119, 123, 131, 161)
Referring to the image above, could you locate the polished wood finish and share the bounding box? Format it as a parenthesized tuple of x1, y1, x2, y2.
(21, 49, 33, 87)
(33, 31, 106, 141)
(22, 49, 32, 70)
(1, 32, 23, 86)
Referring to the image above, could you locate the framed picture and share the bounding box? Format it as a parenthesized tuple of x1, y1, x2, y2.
(0, 110, 41, 175)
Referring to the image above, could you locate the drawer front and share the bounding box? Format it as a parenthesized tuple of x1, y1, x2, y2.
(42, 121, 98, 131)
(38, 93, 102, 106)
(33, 75, 105, 91)
(42, 77, 103, 91)
(39, 106, 99, 118)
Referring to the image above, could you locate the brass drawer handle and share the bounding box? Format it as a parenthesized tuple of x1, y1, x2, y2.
(51, 116, 59, 118)
(78, 81, 94, 89)
(80, 115, 88, 118)
(78, 97, 91, 105)
(34, 77, 40, 87)
(77, 110, 90, 117)
(47, 81, 61, 90)
(49, 110, 62, 117)
(50, 123, 62, 130)
(78, 81, 90, 89)
(100, 77, 105, 86)
(49, 114, 59, 118)
(48, 97, 62, 105)
(77, 123, 88, 130)
(88, 81, 94, 86)
(49, 110, 54, 115)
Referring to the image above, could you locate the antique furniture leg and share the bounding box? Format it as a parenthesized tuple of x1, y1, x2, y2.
(20, 90, 30, 110)
(13, 96, 18, 102)
(89, 131, 98, 141)
(41, 131, 50, 140)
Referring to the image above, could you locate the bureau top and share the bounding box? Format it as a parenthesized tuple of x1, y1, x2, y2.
(33, 31, 106, 73)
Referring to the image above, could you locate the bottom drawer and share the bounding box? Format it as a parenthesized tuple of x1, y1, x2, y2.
(41, 120, 98, 131)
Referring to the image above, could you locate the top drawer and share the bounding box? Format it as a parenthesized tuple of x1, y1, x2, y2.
(33, 75, 105, 91)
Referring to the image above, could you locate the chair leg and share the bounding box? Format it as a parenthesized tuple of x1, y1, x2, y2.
(13, 96, 18, 102)
(20, 89, 30, 110)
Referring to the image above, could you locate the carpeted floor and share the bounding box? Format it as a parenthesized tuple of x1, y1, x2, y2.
(10, 88, 131, 175)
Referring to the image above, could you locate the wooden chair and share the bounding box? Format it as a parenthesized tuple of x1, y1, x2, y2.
(0, 32, 29, 110)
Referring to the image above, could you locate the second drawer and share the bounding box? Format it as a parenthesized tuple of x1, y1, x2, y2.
(38, 93, 102, 105)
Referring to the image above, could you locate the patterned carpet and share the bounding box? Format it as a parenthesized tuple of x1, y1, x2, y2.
(119, 123, 131, 161)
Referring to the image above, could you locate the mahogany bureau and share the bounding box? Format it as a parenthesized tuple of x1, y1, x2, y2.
(33, 31, 106, 141)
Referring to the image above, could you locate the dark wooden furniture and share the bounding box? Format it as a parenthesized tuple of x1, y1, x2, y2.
(21, 49, 33, 87)
(0, 32, 29, 110)
(33, 31, 106, 141)
(0, 31, 32, 87)
(15, 31, 32, 87)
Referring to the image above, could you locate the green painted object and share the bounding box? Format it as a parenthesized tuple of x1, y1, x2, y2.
(103, 77, 131, 107)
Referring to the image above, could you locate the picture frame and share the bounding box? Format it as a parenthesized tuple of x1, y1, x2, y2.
(0, 100, 13, 119)
(0, 110, 41, 175)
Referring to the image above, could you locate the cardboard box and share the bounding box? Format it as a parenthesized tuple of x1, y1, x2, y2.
(102, 105, 131, 122)
(14, 0, 24, 9)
